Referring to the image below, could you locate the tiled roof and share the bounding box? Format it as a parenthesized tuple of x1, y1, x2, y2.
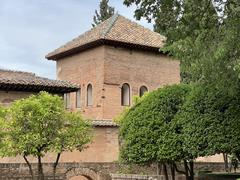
(0, 69, 79, 93)
(92, 120, 118, 127)
(46, 14, 166, 60)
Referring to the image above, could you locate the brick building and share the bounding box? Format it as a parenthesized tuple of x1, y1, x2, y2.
(45, 14, 180, 162)
(0, 14, 223, 165)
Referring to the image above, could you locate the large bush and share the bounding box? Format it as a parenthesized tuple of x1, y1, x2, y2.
(119, 84, 192, 179)
(176, 84, 240, 160)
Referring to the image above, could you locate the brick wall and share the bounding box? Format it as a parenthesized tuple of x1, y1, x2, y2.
(57, 46, 105, 120)
(102, 45, 180, 120)
(55, 45, 180, 163)
(0, 90, 34, 107)
(0, 126, 119, 163)
(57, 45, 180, 121)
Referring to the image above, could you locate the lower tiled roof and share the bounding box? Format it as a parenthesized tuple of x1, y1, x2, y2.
(92, 120, 118, 127)
(0, 69, 79, 93)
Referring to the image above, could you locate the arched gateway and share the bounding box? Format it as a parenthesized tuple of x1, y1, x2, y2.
(66, 167, 111, 180)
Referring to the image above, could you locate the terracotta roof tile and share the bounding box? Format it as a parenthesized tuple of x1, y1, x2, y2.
(46, 14, 166, 60)
(0, 69, 79, 93)
(92, 120, 118, 127)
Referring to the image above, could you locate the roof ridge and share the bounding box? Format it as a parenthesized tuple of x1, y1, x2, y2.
(101, 13, 119, 38)
(0, 68, 75, 84)
(0, 68, 35, 76)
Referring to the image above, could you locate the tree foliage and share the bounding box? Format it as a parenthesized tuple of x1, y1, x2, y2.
(119, 84, 192, 179)
(0, 106, 6, 153)
(123, 0, 240, 176)
(176, 84, 240, 161)
(92, 0, 115, 27)
(123, 0, 240, 84)
(1, 92, 92, 180)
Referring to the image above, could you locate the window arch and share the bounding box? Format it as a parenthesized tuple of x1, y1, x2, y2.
(121, 83, 130, 106)
(76, 88, 81, 108)
(139, 86, 148, 97)
(87, 84, 93, 106)
(64, 93, 71, 109)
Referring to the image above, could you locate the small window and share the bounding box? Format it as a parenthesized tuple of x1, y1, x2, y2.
(76, 89, 81, 108)
(139, 86, 148, 97)
(121, 83, 130, 106)
(64, 93, 71, 109)
(87, 84, 93, 106)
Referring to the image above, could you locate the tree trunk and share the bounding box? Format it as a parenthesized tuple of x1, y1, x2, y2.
(184, 160, 194, 180)
(171, 163, 175, 180)
(53, 153, 61, 180)
(37, 155, 44, 180)
(235, 153, 240, 162)
(163, 163, 169, 180)
(189, 161, 194, 180)
(184, 160, 189, 180)
(173, 163, 186, 175)
(23, 155, 34, 179)
(157, 162, 162, 175)
(223, 153, 229, 172)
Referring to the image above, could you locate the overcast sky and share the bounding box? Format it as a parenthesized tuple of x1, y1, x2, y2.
(0, 0, 153, 79)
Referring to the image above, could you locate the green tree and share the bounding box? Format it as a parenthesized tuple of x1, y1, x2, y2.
(123, 0, 240, 84)
(52, 111, 92, 179)
(119, 84, 192, 180)
(92, 0, 115, 27)
(0, 106, 6, 153)
(2, 92, 92, 180)
(175, 84, 240, 171)
(123, 0, 240, 171)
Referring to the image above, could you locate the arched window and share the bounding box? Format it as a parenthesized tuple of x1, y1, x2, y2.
(76, 88, 81, 108)
(139, 86, 148, 97)
(121, 83, 130, 106)
(87, 84, 93, 106)
(64, 93, 71, 109)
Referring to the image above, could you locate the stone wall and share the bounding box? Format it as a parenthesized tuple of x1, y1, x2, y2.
(0, 162, 226, 180)
(111, 174, 186, 180)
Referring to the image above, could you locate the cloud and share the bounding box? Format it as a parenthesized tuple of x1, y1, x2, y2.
(0, 0, 153, 79)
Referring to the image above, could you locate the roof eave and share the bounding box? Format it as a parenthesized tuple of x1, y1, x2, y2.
(46, 39, 164, 61)
(46, 39, 105, 60)
(0, 83, 79, 94)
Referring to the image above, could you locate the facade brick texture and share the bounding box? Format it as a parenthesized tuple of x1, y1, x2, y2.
(57, 45, 180, 120)
(52, 45, 180, 163)
(0, 91, 33, 107)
